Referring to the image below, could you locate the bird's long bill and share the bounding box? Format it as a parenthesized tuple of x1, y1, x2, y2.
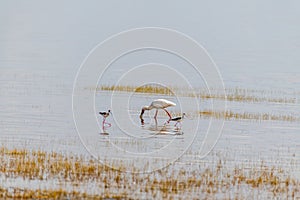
(140, 109, 145, 125)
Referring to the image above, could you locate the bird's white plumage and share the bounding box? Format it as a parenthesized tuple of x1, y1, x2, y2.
(150, 99, 176, 109)
(140, 99, 176, 124)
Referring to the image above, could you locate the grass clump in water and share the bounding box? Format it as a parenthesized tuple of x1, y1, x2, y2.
(93, 85, 297, 104)
(197, 110, 299, 122)
(0, 147, 299, 199)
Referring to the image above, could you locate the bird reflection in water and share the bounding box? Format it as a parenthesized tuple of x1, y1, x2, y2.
(147, 118, 184, 135)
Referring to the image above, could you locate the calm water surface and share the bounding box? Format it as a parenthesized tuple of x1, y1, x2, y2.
(0, 0, 300, 178)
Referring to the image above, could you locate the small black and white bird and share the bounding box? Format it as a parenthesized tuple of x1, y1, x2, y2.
(170, 113, 186, 128)
(99, 110, 111, 129)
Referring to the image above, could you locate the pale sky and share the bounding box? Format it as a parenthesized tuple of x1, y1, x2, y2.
(1, 0, 300, 89)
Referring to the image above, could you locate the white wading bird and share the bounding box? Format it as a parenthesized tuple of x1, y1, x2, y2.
(139, 99, 176, 125)
(99, 110, 111, 130)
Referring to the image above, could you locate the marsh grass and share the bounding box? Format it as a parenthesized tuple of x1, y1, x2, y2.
(98, 85, 175, 96)
(155, 110, 298, 122)
(0, 147, 299, 199)
(0, 187, 100, 199)
(91, 85, 297, 104)
(197, 110, 299, 122)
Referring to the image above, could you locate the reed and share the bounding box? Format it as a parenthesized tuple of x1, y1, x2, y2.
(0, 147, 299, 199)
(197, 110, 299, 122)
(158, 110, 298, 122)
(0, 187, 126, 199)
(89, 85, 297, 104)
(98, 85, 175, 96)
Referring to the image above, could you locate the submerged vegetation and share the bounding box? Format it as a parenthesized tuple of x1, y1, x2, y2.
(197, 110, 299, 122)
(0, 147, 299, 199)
(0, 187, 105, 199)
(151, 110, 299, 122)
(91, 85, 297, 104)
(92, 84, 299, 122)
(1, 85, 298, 198)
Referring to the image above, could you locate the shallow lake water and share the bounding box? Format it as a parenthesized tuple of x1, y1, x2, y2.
(1, 71, 299, 197)
(1, 0, 300, 198)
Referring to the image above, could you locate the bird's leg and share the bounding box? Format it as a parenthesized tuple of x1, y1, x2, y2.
(102, 118, 106, 130)
(174, 121, 179, 127)
(164, 109, 172, 123)
(140, 109, 145, 125)
(154, 109, 158, 120)
(103, 117, 111, 128)
(154, 118, 158, 130)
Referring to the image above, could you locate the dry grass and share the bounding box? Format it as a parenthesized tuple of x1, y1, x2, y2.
(0, 187, 110, 199)
(97, 85, 175, 96)
(89, 85, 297, 104)
(197, 110, 299, 122)
(0, 147, 299, 199)
(156, 110, 299, 122)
